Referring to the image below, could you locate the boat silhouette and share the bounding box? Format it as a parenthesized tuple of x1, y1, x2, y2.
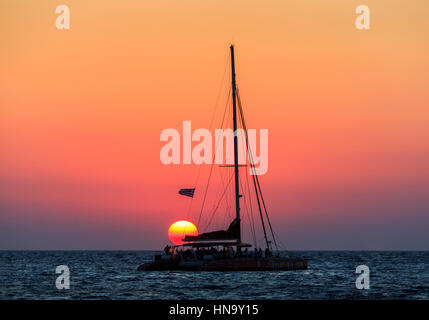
(138, 45, 308, 271)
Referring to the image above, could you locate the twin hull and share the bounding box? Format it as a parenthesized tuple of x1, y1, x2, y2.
(138, 257, 308, 271)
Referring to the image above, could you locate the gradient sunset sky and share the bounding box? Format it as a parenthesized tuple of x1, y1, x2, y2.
(1, 0, 428, 249)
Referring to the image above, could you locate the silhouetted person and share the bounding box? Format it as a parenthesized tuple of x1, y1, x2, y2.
(164, 244, 171, 255)
(244, 248, 248, 257)
(265, 248, 270, 258)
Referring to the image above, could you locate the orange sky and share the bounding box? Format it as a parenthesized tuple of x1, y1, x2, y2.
(1, 1, 428, 249)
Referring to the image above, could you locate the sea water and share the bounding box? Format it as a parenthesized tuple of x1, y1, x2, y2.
(0, 251, 427, 299)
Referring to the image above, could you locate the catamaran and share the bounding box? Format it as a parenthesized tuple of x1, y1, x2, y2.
(138, 45, 308, 271)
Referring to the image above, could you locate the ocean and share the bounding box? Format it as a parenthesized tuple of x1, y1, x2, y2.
(0, 251, 427, 300)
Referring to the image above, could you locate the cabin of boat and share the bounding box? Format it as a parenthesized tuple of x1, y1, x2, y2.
(138, 240, 307, 271)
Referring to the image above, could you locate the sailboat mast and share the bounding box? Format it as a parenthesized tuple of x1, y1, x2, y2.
(230, 45, 241, 237)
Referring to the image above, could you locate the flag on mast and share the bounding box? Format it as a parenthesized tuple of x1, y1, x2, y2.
(178, 188, 195, 198)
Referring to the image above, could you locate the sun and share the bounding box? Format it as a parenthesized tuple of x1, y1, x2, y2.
(168, 220, 198, 245)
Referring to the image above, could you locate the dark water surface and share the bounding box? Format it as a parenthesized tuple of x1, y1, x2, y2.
(0, 251, 427, 299)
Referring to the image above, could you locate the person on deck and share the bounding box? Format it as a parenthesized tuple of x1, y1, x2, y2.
(265, 248, 271, 258)
(164, 244, 171, 255)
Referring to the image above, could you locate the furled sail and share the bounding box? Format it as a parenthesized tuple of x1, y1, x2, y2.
(182, 218, 240, 242)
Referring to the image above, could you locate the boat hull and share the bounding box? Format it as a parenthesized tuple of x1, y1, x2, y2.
(138, 257, 307, 271)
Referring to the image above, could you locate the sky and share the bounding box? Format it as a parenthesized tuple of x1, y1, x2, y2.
(0, 0, 428, 250)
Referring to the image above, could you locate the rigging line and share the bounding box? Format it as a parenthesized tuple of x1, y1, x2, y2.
(208, 50, 230, 131)
(239, 174, 257, 248)
(241, 153, 258, 248)
(218, 161, 231, 222)
(236, 90, 276, 249)
(210, 173, 234, 228)
(221, 100, 235, 222)
(187, 53, 230, 220)
(236, 88, 271, 250)
(203, 173, 234, 232)
(237, 124, 257, 247)
(236, 90, 268, 248)
(197, 87, 231, 228)
(244, 158, 258, 248)
(272, 228, 289, 251)
(240, 125, 269, 249)
(250, 155, 270, 250)
(250, 156, 279, 250)
(212, 164, 228, 229)
(236, 88, 279, 251)
(239, 183, 250, 244)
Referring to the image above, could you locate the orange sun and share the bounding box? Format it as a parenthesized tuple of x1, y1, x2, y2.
(168, 220, 198, 245)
